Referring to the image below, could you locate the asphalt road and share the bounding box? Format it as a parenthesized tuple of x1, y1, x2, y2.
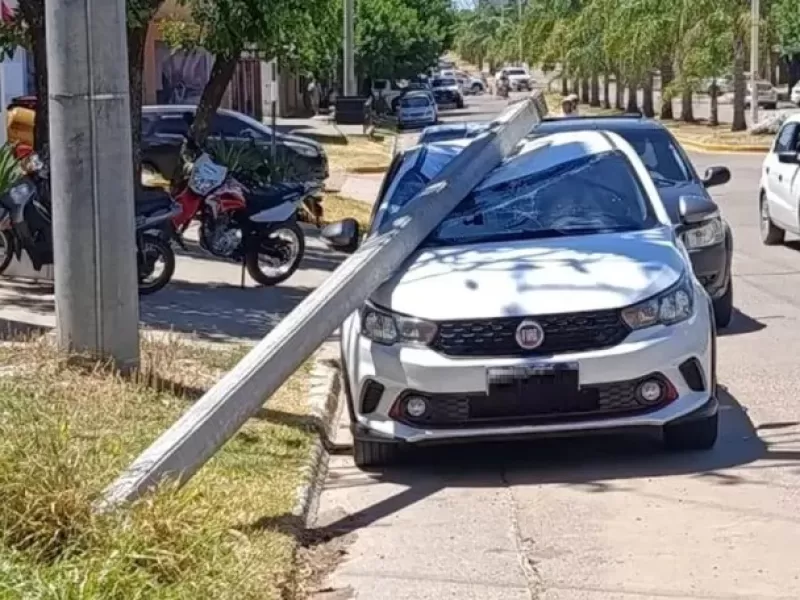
(311, 96, 800, 599)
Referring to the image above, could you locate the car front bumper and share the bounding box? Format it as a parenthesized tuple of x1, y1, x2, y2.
(343, 293, 715, 445)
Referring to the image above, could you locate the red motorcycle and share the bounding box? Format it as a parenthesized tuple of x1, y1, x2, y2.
(171, 152, 321, 286)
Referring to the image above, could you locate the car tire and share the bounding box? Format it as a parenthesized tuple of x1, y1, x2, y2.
(764, 103, 777, 110)
(471, 83, 482, 94)
(353, 439, 400, 469)
(713, 283, 734, 329)
(456, 98, 464, 109)
(663, 411, 718, 451)
(759, 191, 785, 245)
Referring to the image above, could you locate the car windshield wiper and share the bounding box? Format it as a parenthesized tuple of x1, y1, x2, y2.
(430, 226, 637, 246)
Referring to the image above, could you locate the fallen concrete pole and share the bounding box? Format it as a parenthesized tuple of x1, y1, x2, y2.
(100, 95, 546, 510)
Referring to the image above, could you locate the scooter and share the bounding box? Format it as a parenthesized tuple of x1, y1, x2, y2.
(0, 151, 181, 295)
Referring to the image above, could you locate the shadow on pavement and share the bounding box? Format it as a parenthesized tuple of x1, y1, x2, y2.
(274, 385, 795, 547)
(719, 308, 766, 336)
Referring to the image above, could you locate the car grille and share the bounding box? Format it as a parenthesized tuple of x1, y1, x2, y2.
(431, 310, 630, 358)
(396, 377, 668, 429)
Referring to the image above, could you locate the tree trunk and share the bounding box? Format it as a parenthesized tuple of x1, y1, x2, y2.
(709, 80, 719, 126)
(580, 77, 590, 104)
(787, 53, 800, 93)
(589, 73, 600, 107)
(19, 0, 48, 154)
(680, 88, 694, 122)
(626, 83, 639, 113)
(615, 74, 624, 109)
(127, 24, 148, 187)
(731, 34, 747, 131)
(602, 73, 611, 109)
(571, 77, 580, 96)
(642, 73, 655, 117)
(659, 58, 674, 120)
(190, 54, 240, 146)
(561, 75, 569, 96)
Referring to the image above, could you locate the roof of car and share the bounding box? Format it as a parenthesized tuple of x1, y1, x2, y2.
(534, 115, 670, 134)
(784, 113, 800, 125)
(143, 104, 241, 118)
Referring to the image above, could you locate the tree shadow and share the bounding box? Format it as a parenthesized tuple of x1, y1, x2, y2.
(247, 385, 791, 547)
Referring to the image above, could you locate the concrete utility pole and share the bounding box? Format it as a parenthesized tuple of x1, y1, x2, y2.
(343, 0, 356, 95)
(750, 0, 760, 126)
(517, 0, 523, 65)
(46, 0, 140, 367)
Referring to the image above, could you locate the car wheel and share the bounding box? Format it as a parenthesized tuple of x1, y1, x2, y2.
(759, 191, 785, 245)
(471, 83, 482, 94)
(353, 439, 400, 470)
(764, 103, 777, 110)
(713, 282, 733, 329)
(663, 411, 718, 451)
(456, 99, 464, 109)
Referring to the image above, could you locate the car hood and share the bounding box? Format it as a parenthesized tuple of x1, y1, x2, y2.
(653, 180, 712, 223)
(371, 227, 685, 321)
(278, 132, 324, 153)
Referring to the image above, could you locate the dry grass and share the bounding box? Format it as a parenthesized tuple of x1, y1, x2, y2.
(0, 334, 318, 599)
(544, 92, 773, 148)
(321, 193, 373, 232)
(322, 136, 392, 173)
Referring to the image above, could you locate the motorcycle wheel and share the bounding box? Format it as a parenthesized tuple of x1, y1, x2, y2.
(245, 220, 305, 286)
(0, 231, 14, 275)
(137, 234, 175, 296)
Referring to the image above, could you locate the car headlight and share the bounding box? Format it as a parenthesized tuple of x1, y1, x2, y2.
(9, 181, 34, 204)
(621, 273, 694, 330)
(683, 217, 725, 249)
(361, 303, 438, 346)
(285, 142, 319, 158)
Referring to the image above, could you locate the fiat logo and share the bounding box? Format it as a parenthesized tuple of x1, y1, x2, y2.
(515, 320, 545, 350)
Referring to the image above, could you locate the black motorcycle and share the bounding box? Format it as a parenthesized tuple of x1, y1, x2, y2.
(0, 152, 180, 295)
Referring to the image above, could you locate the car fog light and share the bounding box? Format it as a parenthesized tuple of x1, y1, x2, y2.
(636, 379, 664, 404)
(405, 395, 428, 418)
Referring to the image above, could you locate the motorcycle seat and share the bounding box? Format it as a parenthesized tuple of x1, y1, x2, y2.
(245, 182, 306, 213)
(135, 186, 174, 215)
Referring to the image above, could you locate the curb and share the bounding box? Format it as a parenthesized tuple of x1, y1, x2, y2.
(291, 343, 341, 525)
(347, 165, 389, 175)
(671, 134, 770, 154)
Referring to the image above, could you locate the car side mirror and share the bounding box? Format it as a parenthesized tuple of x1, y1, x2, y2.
(702, 166, 731, 188)
(777, 151, 800, 165)
(678, 195, 719, 226)
(321, 218, 361, 253)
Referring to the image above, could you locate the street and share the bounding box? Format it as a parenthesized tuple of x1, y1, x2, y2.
(310, 95, 800, 600)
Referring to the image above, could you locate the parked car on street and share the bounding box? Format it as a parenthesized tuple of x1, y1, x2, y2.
(495, 67, 532, 91)
(342, 131, 720, 468)
(758, 114, 800, 246)
(396, 92, 438, 130)
(416, 116, 735, 328)
(745, 80, 779, 110)
(140, 105, 328, 182)
(430, 77, 465, 109)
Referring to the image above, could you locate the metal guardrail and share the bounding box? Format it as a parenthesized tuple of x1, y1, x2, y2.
(99, 94, 546, 510)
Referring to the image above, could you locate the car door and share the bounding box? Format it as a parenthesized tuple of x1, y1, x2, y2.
(765, 122, 800, 230)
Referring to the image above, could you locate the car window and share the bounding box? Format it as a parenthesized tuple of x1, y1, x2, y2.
(427, 151, 657, 247)
(401, 96, 432, 108)
(774, 123, 799, 152)
(141, 113, 159, 136)
(613, 129, 692, 183)
(211, 114, 251, 138)
(154, 113, 190, 136)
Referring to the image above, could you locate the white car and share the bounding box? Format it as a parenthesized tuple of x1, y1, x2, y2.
(746, 80, 778, 110)
(396, 92, 438, 130)
(759, 113, 800, 245)
(341, 131, 720, 468)
(496, 67, 532, 91)
(791, 81, 800, 106)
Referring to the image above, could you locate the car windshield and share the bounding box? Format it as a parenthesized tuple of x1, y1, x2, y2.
(433, 78, 456, 87)
(506, 69, 527, 76)
(402, 96, 431, 108)
(614, 129, 692, 183)
(426, 151, 656, 246)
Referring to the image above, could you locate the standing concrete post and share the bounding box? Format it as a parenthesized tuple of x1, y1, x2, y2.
(343, 0, 356, 96)
(46, 0, 140, 367)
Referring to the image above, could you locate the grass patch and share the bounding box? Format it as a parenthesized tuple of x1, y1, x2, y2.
(322, 136, 392, 173)
(543, 92, 773, 148)
(0, 335, 319, 599)
(321, 193, 372, 232)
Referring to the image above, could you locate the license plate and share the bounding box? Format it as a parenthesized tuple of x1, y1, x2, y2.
(486, 362, 579, 397)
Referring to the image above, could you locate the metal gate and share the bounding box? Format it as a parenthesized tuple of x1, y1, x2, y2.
(228, 58, 263, 121)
